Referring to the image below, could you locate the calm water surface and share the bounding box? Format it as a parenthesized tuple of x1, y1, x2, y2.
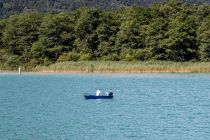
(0, 73, 210, 140)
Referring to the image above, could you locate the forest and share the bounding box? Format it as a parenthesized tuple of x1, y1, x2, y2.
(0, 0, 210, 69)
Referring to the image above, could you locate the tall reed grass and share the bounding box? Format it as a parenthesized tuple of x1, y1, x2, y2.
(33, 61, 210, 73)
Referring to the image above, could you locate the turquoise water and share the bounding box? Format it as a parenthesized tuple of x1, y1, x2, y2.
(0, 73, 210, 140)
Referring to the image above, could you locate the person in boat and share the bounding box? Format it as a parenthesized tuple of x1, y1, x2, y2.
(96, 89, 102, 96)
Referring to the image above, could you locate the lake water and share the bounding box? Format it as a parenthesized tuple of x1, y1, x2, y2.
(0, 73, 210, 140)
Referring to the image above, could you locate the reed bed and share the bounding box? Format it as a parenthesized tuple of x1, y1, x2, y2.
(33, 61, 210, 73)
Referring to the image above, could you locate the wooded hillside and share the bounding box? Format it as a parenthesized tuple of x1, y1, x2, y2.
(0, 1, 210, 69)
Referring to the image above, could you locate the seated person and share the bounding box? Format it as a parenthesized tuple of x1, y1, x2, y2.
(96, 89, 102, 96)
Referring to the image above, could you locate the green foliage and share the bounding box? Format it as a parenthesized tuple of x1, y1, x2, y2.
(74, 8, 100, 55)
(0, 19, 6, 49)
(5, 55, 21, 68)
(116, 7, 146, 50)
(58, 52, 80, 62)
(79, 53, 92, 61)
(0, 1, 210, 69)
(96, 12, 120, 57)
(120, 48, 136, 61)
(141, 17, 168, 60)
(197, 15, 210, 61)
(2, 13, 43, 66)
(100, 53, 120, 61)
(134, 49, 152, 61)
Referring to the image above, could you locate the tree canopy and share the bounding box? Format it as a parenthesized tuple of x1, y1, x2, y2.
(0, 1, 210, 68)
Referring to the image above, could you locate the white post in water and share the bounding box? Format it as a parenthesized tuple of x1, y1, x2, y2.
(19, 66, 21, 75)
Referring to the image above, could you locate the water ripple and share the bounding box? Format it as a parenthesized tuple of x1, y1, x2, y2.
(0, 73, 210, 139)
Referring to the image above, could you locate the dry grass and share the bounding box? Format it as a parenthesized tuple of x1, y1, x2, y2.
(33, 61, 210, 73)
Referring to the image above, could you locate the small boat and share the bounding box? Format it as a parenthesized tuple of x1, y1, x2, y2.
(84, 92, 114, 99)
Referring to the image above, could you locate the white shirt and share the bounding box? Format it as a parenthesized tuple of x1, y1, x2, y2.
(96, 90, 101, 96)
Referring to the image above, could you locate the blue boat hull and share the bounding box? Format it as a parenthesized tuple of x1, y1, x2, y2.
(84, 95, 113, 99)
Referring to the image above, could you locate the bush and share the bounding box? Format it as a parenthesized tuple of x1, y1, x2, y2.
(79, 53, 92, 61)
(123, 54, 135, 61)
(5, 55, 21, 69)
(29, 59, 41, 66)
(43, 58, 52, 66)
(134, 49, 152, 61)
(100, 53, 120, 61)
(120, 48, 135, 61)
(58, 52, 80, 62)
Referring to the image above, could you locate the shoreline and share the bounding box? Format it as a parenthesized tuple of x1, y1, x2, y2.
(1, 61, 210, 73)
(1, 69, 210, 74)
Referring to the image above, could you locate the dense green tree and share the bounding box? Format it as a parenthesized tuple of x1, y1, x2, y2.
(195, 4, 210, 21)
(141, 17, 168, 60)
(0, 19, 6, 64)
(116, 7, 146, 50)
(197, 15, 210, 61)
(0, 19, 6, 48)
(34, 12, 75, 62)
(2, 13, 43, 64)
(163, 13, 198, 61)
(96, 12, 120, 60)
(74, 8, 100, 58)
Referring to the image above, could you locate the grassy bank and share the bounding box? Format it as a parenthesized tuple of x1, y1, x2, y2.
(31, 61, 210, 73)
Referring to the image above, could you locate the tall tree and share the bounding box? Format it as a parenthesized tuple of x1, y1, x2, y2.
(96, 11, 120, 60)
(2, 13, 43, 63)
(74, 8, 100, 58)
(34, 12, 75, 62)
(197, 15, 210, 61)
(141, 17, 168, 60)
(163, 12, 198, 61)
(116, 7, 147, 50)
